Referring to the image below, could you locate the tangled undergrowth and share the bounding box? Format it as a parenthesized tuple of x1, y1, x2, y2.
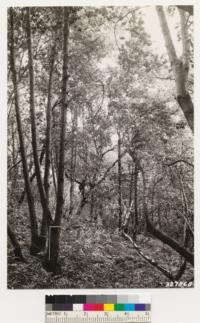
(8, 209, 193, 289)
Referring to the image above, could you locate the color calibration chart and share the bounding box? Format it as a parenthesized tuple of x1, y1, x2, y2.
(45, 295, 151, 323)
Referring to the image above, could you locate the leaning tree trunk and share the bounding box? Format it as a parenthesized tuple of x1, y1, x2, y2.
(156, 6, 193, 133)
(48, 7, 69, 272)
(139, 158, 194, 266)
(9, 8, 40, 253)
(26, 8, 53, 240)
(129, 150, 194, 266)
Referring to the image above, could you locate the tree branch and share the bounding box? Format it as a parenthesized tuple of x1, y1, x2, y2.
(121, 230, 175, 281)
(164, 159, 194, 168)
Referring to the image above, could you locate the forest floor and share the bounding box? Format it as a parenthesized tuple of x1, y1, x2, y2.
(8, 206, 193, 289)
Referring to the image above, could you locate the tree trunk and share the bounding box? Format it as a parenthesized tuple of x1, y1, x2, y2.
(11, 120, 18, 197)
(26, 7, 53, 232)
(156, 6, 193, 132)
(40, 43, 56, 248)
(132, 163, 138, 237)
(128, 164, 134, 207)
(69, 106, 78, 216)
(48, 8, 69, 272)
(9, 8, 40, 253)
(8, 224, 24, 261)
(51, 149, 57, 195)
(124, 165, 134, 233)
(90, 192, 95, 219)
(117, 130, 122, 230)
(146, 217, 194, 266)
(44, 43, 56, 203)
(19, 147, 45, 204)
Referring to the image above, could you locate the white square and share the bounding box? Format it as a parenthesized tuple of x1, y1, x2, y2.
(73, 304, 83, 311)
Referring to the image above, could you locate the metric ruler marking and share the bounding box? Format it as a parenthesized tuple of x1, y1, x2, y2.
(45, 311, 151, 323)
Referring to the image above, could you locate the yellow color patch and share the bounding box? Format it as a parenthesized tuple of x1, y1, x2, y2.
(104, 304, 114, 311)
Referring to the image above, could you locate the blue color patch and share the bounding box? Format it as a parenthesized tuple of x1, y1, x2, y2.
(135, 304, 146, 311)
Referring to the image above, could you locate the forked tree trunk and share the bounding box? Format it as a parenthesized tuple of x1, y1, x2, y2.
(19, 147, 45, 204)
(9, 8, 40, 253)
(25, 8, 53, 237)
(156, 6, 193, 132)
(48, 7, 69, 272)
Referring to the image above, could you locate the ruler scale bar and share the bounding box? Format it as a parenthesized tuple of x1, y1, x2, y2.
(45, 311, 151, 323)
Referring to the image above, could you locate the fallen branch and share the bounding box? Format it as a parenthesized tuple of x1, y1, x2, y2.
(121, 230, 175, 281)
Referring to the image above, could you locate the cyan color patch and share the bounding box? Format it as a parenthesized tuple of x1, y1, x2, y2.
(124, 304, 135, 311)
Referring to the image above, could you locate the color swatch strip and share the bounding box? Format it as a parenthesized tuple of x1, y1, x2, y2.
(46, 303, 151, 311)
(46, 295, 140, 304)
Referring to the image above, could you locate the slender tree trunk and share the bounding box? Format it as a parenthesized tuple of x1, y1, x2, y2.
(117, 130, 122, 230)
(44, 43, 56, 202)
(11, 121, 17, 189)
(48, 8, 69, 272)
(69, 106, 78, 216)
(132, 163, 138, 237)
(157, 202, 162, 229)
(26, 8, 53, 231)
(9, 8, 39, 253)
(51, 149, 57, 196)
(90, 192, 95, 219)
(40, 43, 56, 247)
(8, 224, 24, 261)
(123, 165, 134, 233)
(128, 164, 134, 207)
(156, 6, 193, 132)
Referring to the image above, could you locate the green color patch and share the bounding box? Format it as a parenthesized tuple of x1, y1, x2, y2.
(114, 304, 124, 311)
